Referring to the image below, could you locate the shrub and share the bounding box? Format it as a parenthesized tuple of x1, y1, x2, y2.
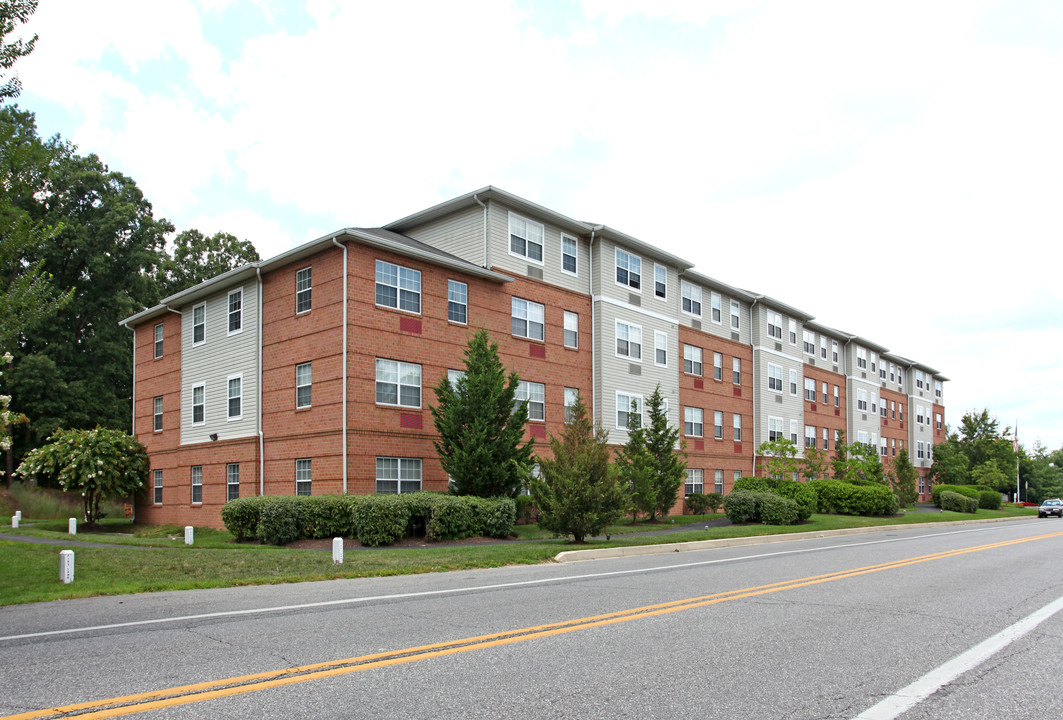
(940, 490, 978, 513)
(476, 497, 516, 539)
(704, 492, 723, 514)
(427, 495, 479, 541)
(685, 493, 710, 515)
(807, 480, 899, 516)
(733, 477, 775, 494)
(723, 491, 759, 523)
(757, 493, 801, 525)
(978, 491, 1003, 511)
(931, 484, 981, 508)
(771, 480, 817, 522)
(514, 494, 536, 524)
(221, 496, 270, 541)
(354, 495, 411, 547)
(300, 495, 362, 539)
(256, 497, 306, 546)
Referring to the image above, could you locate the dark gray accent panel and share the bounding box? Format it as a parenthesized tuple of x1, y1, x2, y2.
(628, 364, 641, 376)
(528, 266, 543, 280)
(691, 319, 701, 330)
(629, 293, 641, 307)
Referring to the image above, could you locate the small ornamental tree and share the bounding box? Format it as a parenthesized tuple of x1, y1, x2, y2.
(431, 328, 534, 498)
(531, 393, 626, 543)
(16, 427, 148, 527)
(758, 438, 801, 480)
(802, 445, 829, 480)
(616, 399, 654, 521)
(643, 385, 686, 520)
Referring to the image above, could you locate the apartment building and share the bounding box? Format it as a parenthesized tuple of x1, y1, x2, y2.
(122, 187, 948, 527)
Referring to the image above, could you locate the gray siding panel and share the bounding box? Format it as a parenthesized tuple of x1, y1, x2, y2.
(402, 204, 485, 267)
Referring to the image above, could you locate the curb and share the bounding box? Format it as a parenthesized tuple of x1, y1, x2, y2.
(554, 515, 1033, 563)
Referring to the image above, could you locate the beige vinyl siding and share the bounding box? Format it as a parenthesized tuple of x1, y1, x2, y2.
(677, 284, 750, 346)
(846, 377, 880, 449)
(754, 348, 805, 450)
(180, 282, 259, 445)
(752, 304, 801, 359)
(486, 202, 589, 294)
(400, 204, 485, 267)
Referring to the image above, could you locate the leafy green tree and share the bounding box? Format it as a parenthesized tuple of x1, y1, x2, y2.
(16, 427, 149, 527)
(159, 229, 260, 297)
(642, 385, 686, 519)
(928, 434, 970, 486)
(530, 393, 626, 542)
(0, 0, 38, 101)
(970, 461, 1009, 494)
(615, 399, 653, 521)
(759, 438, 801, 479)
(431, 328, 534, 498)
(802, 445, 829, 480)
(892, 448, 919, 508)
(829, 431, 885, 484)
(1019, 442, 1063, 504)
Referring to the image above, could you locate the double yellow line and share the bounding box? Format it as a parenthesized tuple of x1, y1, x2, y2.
(7, 530, 1062, 720)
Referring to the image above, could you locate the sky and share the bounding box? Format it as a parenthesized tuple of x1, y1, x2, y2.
(12, 0, 1063, 451)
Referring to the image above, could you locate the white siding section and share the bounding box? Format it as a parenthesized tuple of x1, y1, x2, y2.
(486, 202, 589, 293)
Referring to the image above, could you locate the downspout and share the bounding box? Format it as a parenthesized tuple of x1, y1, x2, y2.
(474, 194, 488, 269)
(124, 323, 138, 525)
(844, 338, 853, 450)
(332, 237, 349, 494)
(589, 226, 601, 426)
(750, 296, 759, 477)
(255, 268, 265, 496)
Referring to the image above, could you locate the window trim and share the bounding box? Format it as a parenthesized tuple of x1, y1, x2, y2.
(684, 406, 703, 438)
(376, 456, 423, 494)
(191, 383, 205, 425)
(730, 300, 740, 330)
(616, 391, 643, 431)
(227, 374, 243, 421)
(615, 319, 642, 362)
(560, 234, 578, 276)
(295, 458, 312, 496)
(685, 468, 703, 496)
(653, 263, 667, 300)
(227, 289, 243, 336)
(511, 297, 545, 342)
(447, 279, 468, 325)
(153, 323, 164, 358)
(654, 330, 667, 368)
(296, 362, 312, 409)
(153, 469, 163, 505)
(227, 463, 240, 501)
(563, 310, 578, 349)
(153, 396, 163, 432)
(375, 259, 422, 315)
(191, 466, 202, 505)
(683, 344, 702, 376)
(515, 380, 546, 422)
(375, 358, 423, 409)
(192, 303, 206, 346)
(614, 247, 642, 292)
(681, 279, 702, 318)
(508, 212, 545, 265)
(295, 266, 312, 314)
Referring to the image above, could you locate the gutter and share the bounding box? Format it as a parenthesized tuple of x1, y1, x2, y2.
(332, 238, 349, 494)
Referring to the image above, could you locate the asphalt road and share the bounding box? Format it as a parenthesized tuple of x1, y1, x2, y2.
(1, 519, 1062, 719)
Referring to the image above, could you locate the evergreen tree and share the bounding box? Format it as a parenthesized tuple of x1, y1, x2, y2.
(531, 393, 626, 542)
(643, 385, 686, 520)
(892, 447, 919, 507)
(431, 328, 534, 498)
(616, 398, 653, 521)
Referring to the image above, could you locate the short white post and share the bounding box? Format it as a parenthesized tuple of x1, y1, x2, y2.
(14, 510, 20, 522)
(59, 550, 75, 584)
(332, 537, 344, 565)
(11, 513, 18, 529)
(68, 517, 77, 535)
(184, 526, 194, 546)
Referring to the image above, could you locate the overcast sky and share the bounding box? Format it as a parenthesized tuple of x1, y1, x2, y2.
(15, 0, 1063, 451)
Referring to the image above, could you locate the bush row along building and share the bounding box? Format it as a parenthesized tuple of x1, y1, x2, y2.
(121, 187, 947, 528)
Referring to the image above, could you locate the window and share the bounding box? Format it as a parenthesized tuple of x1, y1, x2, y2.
(822, 427, 829, 450)
(890, 363, 896, 382)
(715, 470, 724, 495)
(803, 330, 815, 355)
(296, 267, 312, 313)
(515, 380, 545, 421)
(376, 359, 421, 408)
(512, 297, 545, 341)
(898, 372, 904, 389)
(685, 468, 703, 496)
(935, 380, 943, 399)
(805, 425, 816, 449)
(870, 394, 877, 415)
(880, 365, 887, 380)
(916, 370, 925, 389)
(899, 403, 905, 421)
(730, 300, 740, 330)
(617, 392, 642, 430)
(448, 280, 467, 324)
(615, 320, 642, 360)
(561, 235, 578, 275)
(881, 401, 888, 418)
(936, 413, 943, 430)
(684, 345, 702, 375)
(153, 470, 162, 504)
(768, 364, 783, 392)
(654, 331, 667, 367)
(296, 362, 312, 408)
(767, 311, 782, 340)
(768, 416, 783, 442)
(881, 437, 888, 456)
(564, 387, 579, 423)
(917, 441, 925, 460)
(857, 430, 869, 446)
(820, 337, 827, 360)
(509, 214, 544, 263)
(790, 420, 799, 445)
(713, 352, 723, 381)
(710, 292, 722, 323)
(376, 457, 422, 494)
(804, 377, 816, 402)
(684, 407, 703, 437)
(834, 385, 840, 407)
(714, 411, 723, 440)
(681, 280, 701, 316)
(733, 414, 742, 441)
(832, 340, 839, 364)
(191, 466, 202, 504)
(375, 260, 421, 313)
(857, 347, 867, 369)
(615, 248, 641, 290)
(733, 357, 741, 385)
(564, 311, 578, 349)
(153, 396, 163, 432)
(227, 463, 240, 501)
(870, 353, 877, 374)
(789, 369, 798, 396)
(891, 401, 896, 419)
(296, 458, 312, 496)
(192, 384, 205, 425)
(227, 375, 242, 420)
(788, 319, 797, 345)
(822, 381, 828, 404)
(153, 323, 164, 358)
(448, 368, 466, 388)
(654, 264, 667, 299)
(917, 405, 925, 425)
(192, 304, 205, 345)
(857, 388, 867, 411)
(228, 290, 243, 334)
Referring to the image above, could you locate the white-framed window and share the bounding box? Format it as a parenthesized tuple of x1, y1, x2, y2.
(733, 357, 741, 385)
(822, 381, 829, 404)
(730, 300, 740, 330)
(733, 413, 742, 441)
(509, 213, 544, 263)
(654, 330, 668, 367)
(153, 396, 163, 432)
(512, 297, 545, 341)
(899, 403, 905, 421)
(820, 336, 827, 360)
(684, 344, 702, 376)
(564, 387, 579, 423)
(891, 400, 896, 418)
(919, 475, 925, 494)
(615, 248, 641, 290)
(227, 375, 242, 420)
(617, 392, 642, 430)
(803, 330, 815, 355)
(881, 437, 888, 456)
(805, 425, 816, 449)
(823, 427, 829, 450)
(880, 365, 887, 380)
(153, 323, 164, 358)
(296, 362, 312, 408)
(715, 470, 724, 495)
(890, 363, 896, 382)
(804, 377, 816, 402)
(871, 394, 878, 414)
(917, 405, 925, 425)
(684, 407, 703, 437)
(768, 363, 783, 392)
(191, 466, 202, 504)
(898, 372, 904, 389)
(713, 352, 723, 381)
(192, 383, 205, 425)
(834, 385, 840, 407)
(788, 319, 797, 345)
(153, 469, 163, 504)
(376, 457, 422, 494)
(615, 320, 642, 361)
(789, 369, 798, 396)
(228, 289, 243, 334)
(564, 311, 578, 349)
(561, 234, 578, 275)
(881, 400, 888, 418)
(448, 280, 468, 324)
(296, 266, 312, 314)
(227, 463, 240, 501)
(935, 380, 943, 399)
(654, 263, 667, 299)
(790, 420, 799, 445)
(916, 369, 925, 389)
(375, 359, 421, 408)
(832, 340, 839, 364)
(375, 259, 421, 314)
(714, 411, 724, 440)
(768, 416, 783, 442)
(936, 413, 943, 430)
(296, 458, 312, 496)
(192, 304, 206, 345)
(447, 368, 466, 390)
(857, 430, 869, 446)
(857, 347, 867, 369)
(515, 380, 545, 421)
(681, 280, 701, 316)
(767, 311, 782, 340)
(917, 441, 925, 460)
(685, 468, 703, 496)
(710, 292, 722, 323)
(857, 388, 868, 411)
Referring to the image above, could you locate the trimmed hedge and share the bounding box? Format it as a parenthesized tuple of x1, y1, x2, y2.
(978, 490, 1003, 511)
(723, 490, 759, 523)
(221, 493, 516, 547)
(940, 490, 978, 513)
(733, 477, 816, 522)
(931, 484, 982, 508)
(806, 479, 899, 517)
(723, 490, 801, 525)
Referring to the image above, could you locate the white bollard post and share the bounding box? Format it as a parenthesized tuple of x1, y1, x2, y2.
(59, 550, 75, 584)
(184, 526, 194, 545)
(332, 537, 344, 565)
(14, 510, 20, 522)
(68, 518, 77, 535)
(11, 513, 18, 529)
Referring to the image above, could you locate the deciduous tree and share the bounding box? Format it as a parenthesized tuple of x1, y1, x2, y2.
(159, 229, 260, 297)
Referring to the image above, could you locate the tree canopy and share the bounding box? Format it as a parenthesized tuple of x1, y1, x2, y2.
(0, 0, 37, 101)
(159, 229, 260, 297)
(929, 409, 1017, 492)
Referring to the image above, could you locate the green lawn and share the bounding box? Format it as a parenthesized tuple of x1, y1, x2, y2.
(0, 505, 1038, 606)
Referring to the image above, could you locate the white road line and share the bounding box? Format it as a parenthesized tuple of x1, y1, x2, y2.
(853, 593, 1063, 720)
(0, 523, 1032, 643)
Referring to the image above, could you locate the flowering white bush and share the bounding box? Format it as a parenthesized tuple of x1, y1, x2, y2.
(0, 351, 25, 452)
